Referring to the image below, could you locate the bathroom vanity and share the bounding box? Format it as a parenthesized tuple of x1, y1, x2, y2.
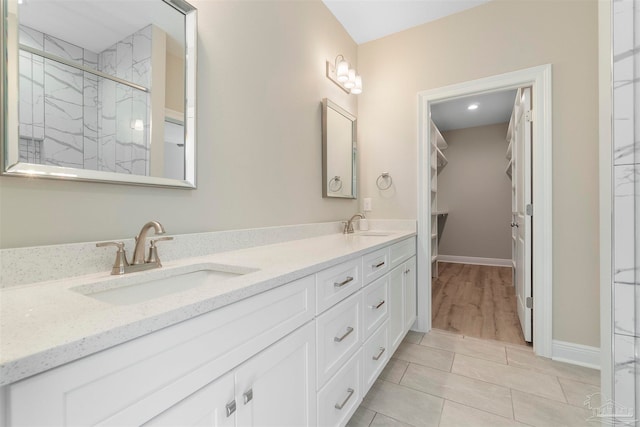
(0, 229, 416, 426)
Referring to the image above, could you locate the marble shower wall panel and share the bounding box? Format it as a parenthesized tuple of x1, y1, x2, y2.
(98, 79, 116, 172)
(42, 58, 83, 168)
(612, 0, 640, 421)
(613, 0, 637, 166)
(614, 334, 637, 422)
(83, 51, 99, 170)
(614, 165, 637, 285)
(98, 26, 151, 176)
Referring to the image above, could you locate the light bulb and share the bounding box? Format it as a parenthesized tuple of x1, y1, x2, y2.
(467, 103, 479, 110)
(344, 69, 356, 89)
(351, 75, 362, 94)
(336, 58, 349, 83)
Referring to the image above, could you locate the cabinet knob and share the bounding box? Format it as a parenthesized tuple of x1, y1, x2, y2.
(243, 388, 253, 404)
(334, 276, 354, 288)
(334, 326, 354, 342)
(334, 388, 355, 410)
(225, 400, 236, 417)
(373, 347, 386, 361)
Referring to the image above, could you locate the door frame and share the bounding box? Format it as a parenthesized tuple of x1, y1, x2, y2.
(416, 64, 553, 358)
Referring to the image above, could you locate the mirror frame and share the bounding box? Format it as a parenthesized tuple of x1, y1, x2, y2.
(0, 0, 198, 188)
(322, 98, 357, 199)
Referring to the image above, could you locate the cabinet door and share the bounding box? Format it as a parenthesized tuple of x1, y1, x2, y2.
(403, 257, 417, 332)
(235, 322, 316, 427)
(144, 372, 235, 427)
(388, 265, 405, 353)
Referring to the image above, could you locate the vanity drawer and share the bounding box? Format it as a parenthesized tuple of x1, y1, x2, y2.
(317, 349, 362, 427)
(362, 321, 389, 395)
(362, 247, 389, 285)
(390, 237, 416, 270)
(316, 257, 362, 314)
(8, 276, 316, 427)
(316, 291, 363, 388)
(362, 275, 389, 339)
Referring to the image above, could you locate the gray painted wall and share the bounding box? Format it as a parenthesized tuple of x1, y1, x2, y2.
(437, 123, 511, 260)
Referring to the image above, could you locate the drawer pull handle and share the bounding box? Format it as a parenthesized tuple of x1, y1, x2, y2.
(334, 326, 354, 342)
(373, 347, 386, 361)
(226, 400, 236, 417)
(334, 276, 354, 287)
(243, 388, 253, 404)
(371, 300, 385, 309)
(335, 388, 355, 410)
(372, 261, 385, 268)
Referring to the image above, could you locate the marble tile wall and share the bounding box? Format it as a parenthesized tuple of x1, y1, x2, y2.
(18, 25, 151, 174)
(98, 26, 151, 175)
(612, 0, 640, 424)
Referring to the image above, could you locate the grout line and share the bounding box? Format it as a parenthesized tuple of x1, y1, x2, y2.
(366, 411, 376, 427)
(556, 375, 569, 404)
(510, 388, 516, 420)
(397, 360, 410, 384)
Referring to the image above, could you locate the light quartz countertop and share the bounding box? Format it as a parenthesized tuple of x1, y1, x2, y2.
(0, 230, 415, 386)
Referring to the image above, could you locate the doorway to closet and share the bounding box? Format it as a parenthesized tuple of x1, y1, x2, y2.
(428, 88, 529, 347)
(416, 65, 553, 358)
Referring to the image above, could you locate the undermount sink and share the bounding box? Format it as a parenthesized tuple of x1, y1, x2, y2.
(71, 263, 258, 305)
(353, 231, 392, 237)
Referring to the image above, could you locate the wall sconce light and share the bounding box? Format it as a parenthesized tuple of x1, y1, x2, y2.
(326, 54, 363, 95)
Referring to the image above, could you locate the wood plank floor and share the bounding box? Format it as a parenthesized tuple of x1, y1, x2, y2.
(432, 262, 527, 346)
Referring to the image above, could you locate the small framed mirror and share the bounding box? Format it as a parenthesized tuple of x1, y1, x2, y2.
(1, 0, 197, 188)
(322, 98, 356, 199)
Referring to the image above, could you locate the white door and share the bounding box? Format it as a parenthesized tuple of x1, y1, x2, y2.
(235, 322, 316, 427)
(513, 87, 533, 343)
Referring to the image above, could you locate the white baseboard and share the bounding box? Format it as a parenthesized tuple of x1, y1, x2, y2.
(437, 255, 512, 267)
(552, 340, 600, 370)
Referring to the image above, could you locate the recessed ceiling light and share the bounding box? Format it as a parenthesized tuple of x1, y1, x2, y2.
(467, 103, 479, 110)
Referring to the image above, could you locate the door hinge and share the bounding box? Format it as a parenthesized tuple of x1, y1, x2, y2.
(526, 204, 533, 216)
(526, 296, 533, 309)
(525, 110, 533, 122)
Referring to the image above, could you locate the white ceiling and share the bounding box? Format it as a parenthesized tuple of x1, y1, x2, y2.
(431, 89, 517, 131)
(19, 1, 185, 54)
(322, 0, 491, 44)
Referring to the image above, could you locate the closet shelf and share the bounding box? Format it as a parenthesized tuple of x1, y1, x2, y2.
(431, 255, 438, 263)
(436, 146, 448, 170)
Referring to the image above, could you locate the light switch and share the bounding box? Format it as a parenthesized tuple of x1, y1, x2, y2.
(363, 198, 372, 212)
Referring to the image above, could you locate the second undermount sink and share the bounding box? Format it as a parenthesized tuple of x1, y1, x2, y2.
(71, 263, 258, 305)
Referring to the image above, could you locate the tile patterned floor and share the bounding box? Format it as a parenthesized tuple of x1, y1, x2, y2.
(348, 329, 600, 427)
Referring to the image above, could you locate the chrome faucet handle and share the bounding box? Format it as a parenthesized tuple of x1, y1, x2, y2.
(341, 221, 349, 234)
(96, 241, 129, 275)
(147, 236, 173, 265)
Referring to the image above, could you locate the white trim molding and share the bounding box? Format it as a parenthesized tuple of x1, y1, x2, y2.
(416, 64, 554, 358)
(437, 255, 512, 267)
(552, 340, 601, 370)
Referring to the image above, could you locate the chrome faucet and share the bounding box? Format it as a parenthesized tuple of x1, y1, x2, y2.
(97, 220, 173, 275)
(132, 220, 166, 265)
(343, 213, 366, 234)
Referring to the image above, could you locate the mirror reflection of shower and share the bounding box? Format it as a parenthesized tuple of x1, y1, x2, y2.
(16, 0, 186, 179)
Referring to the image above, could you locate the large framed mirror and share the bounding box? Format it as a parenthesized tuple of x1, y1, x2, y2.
(1, 0, 197, 188)
(322, 98, 356, 199)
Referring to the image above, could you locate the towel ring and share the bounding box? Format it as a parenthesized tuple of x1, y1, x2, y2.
(329, 176, 343, 192)
(376, 172, 393, 190)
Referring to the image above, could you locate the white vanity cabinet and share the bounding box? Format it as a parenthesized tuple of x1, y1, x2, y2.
(388, 238, 417, 353)
(146, 321, 316, 427)
(7, 276, 316, 426)
(3, 234, 417, 427)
